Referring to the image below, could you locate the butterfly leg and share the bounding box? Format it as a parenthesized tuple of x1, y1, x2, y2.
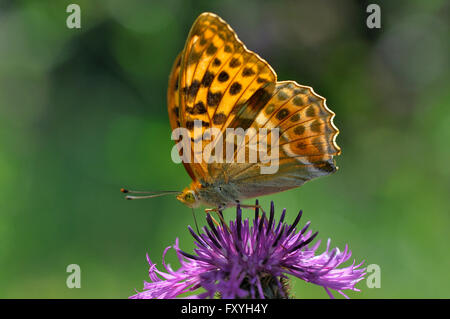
(204, 207, 231, 233)
(204, 208, 221, 227)
(238, 203, 266, 215)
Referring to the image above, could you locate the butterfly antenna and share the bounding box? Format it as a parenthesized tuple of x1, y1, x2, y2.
(121, 188, 179, 200)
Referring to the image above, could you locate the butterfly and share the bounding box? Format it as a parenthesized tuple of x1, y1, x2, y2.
(124, 12, 341, 212)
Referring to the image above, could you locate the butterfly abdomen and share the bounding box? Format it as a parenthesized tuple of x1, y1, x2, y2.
(196, 181, 241, 208)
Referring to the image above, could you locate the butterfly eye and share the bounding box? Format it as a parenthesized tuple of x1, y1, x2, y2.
(185, 191, 196, 203)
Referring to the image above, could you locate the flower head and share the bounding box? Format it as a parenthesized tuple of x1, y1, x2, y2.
(131, 201, 365, 299)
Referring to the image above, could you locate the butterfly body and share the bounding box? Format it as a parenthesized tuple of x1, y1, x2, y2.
(169, 13, 341, 210)
(178, 180, 240, 209)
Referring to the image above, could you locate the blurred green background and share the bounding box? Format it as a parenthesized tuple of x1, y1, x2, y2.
(0, 0, 449, 298)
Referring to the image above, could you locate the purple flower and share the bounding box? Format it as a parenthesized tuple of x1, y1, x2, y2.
(131, 201, 366, 299)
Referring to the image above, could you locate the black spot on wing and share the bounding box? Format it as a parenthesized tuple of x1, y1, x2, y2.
(218, 71, 229, 82)
(213, 113, 227, 125)
(207, 91, 222, 107)
(230, 82, 242, 95)
(202, 71, 215, 87)
(229, 58, 241, 68)
(186, 101, 207, 115)
(242, 67, 255, 77)
(206, 44, 218, 56)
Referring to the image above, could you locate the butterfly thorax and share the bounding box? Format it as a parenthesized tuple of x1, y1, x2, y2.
(177, 179, 240, 209)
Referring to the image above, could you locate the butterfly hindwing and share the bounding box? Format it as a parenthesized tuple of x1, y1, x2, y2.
(254, 81, 340, 162)
(212, 81, 340, 198)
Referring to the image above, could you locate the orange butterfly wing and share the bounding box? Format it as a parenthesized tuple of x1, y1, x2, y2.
(174, 13, 277, 182)
(223, 81, 340, 199)
(169, 12, 341, 201)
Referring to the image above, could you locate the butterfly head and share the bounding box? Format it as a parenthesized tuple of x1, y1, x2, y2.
(177, 187, 201, 208)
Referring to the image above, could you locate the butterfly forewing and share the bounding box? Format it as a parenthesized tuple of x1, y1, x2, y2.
(177, 13, 279, 176)
(167, 52, 199, 181)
